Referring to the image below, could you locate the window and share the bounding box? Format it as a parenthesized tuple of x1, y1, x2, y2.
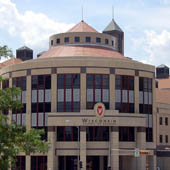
(12, 156, 25, 170)
(86, 127, 109, 141)
(96, 37, 101, 43)
(86, 74, 109, 109)
(166, 135, 168, 143)
(165, 117, 168, 125)
(51, 40, 53, 46)
(112, 40, 114, 46)
(156, 81, 158, 88)
(57, 74, 80, 112)
(64, 37, 69, 43)
(56, 38, 60, 44)
(86, 36, 91, 43)
(31, 156, 47, 170)
(31, 75, 51, 128)
(119, 127, 134, 141)
(146, 128, 153, 142)
(2, 79, 9, 89)
(57, 127, 78, 141)
(75, 36, 80, 43)
(12, 77, 27, 126)
(105, 39, 109, 45)
(139, 77, 152, 114)
(160, 135, 163, 143)
(160, 117, 162, 125)
(115, 75, 134, 113)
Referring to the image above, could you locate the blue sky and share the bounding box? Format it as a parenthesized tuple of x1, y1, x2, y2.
(0, 0, 170, 66)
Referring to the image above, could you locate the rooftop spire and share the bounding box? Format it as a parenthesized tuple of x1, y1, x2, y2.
(112, 5, 114, 20)
(82, 5, 84, 21)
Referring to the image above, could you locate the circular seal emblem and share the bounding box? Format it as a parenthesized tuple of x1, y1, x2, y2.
(94, 103, 105, 118)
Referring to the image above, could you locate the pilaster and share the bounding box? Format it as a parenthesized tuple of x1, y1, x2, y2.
(80, 126, 86, 170)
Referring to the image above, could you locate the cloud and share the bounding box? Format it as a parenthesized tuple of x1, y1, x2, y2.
(0, 0, 74, 55)
(131, 30, 170, 67)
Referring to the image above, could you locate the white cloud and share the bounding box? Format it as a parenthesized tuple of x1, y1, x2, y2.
(160, 0, 170, 5)
(131, 30, 170, 67)
(0, 0, 74, 55)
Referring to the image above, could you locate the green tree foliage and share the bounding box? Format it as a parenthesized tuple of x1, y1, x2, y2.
(0, 45, 13, 59)
(0, 78, 49, 169)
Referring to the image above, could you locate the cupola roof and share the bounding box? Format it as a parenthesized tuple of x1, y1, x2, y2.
(67, 20, 98, 33)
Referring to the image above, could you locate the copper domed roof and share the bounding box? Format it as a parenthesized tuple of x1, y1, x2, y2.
(39, 45, 125, 59)
(67, 20, 98, 33)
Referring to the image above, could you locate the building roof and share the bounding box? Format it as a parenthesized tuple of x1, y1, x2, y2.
(103, 19, 123, 33)
(16, 46, 33, 51)
(156, 88, 170, 105)
(157, 76, 170, 89)
(157, 64, 169, 68)
(67, 20, 98, 33)
(39, 45, 125, 59)
(0, 58, 22, 69)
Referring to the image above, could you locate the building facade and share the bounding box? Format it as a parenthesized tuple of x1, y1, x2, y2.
(0, 19, 157, 170)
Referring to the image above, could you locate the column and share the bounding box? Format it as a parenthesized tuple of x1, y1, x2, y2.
(47, 126, 57, 170)
(26, 155, 31, 170)
(80, 126, 86, 170)
(149, 155, 157, 170)
(136, 127, 146, 170)
(110, 73, 115, 110)
(110, 127, 119, 170)
(80, 72, 86, 110)
(26, 75, 31, 130)
(134, 74, 139, 113)
(100, 156, 104, 170)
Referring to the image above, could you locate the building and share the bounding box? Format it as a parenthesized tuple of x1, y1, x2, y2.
(156, 64, 170, 170)
(0, 18, 157, 170)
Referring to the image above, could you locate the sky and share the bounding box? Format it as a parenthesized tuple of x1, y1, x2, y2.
(0, 0, 170, 67)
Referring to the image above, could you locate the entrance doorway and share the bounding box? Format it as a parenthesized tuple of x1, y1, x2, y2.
(87, 156, 107, 170)
(58, 156, 78, 170)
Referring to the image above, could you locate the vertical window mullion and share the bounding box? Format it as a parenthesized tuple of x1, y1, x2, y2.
(37, 76, 39, 127)
(20, 78, 23, 126)
(143, 78, 144, 113)
(93, 127, 95, 141)
(64, 127, 66, 141)
(43, 75, 45, 127)
(93, 75, 95, 106)
(64, 75, 66, 112)
(20, 156, 22, 170)
(127, 76, 130, 113)
(72, 75, 74, 112)
(101, 75, 103, 102)
(120, 76, 122, 112)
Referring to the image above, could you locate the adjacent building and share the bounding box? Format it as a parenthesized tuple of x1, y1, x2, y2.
(0, 17, 163, 170)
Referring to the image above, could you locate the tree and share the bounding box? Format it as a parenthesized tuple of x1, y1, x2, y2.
(0, 78, 49, 170)
(0, 45, 13, 59)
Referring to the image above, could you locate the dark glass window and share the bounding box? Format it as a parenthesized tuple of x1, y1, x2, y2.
(51, 40, 53, 46)
(146, 128, 153, 142)
(31, 156, 47, 170)
(96, 37, 101, 43)
(105, 39, 109, 45)
(31, 75, 51, 128)
(86, 74, 109, 109)
(59, 156, 77, 170)
(86, 36, 91, 43)
(12, 77, 27, 126)
(166, 135, 168, 143)
(86, 127, 109, 141)
(56, 38, 60, 44)
(12, 156, 25, 170)
(2, 79, 9, 89)
(57, 74, 80, 112)
(139, 77, 152, 114)
(115, 75, 134, 113)
(75, 36, 80, 43)
(160, 117, 162, 125)
(165, 117, 168, 125)
(160, 135, 163, 143)
(112, 40, 114, 46)
(119, 127, 135, 141)
(64, 37, 69, 43)
(57, 127, 78, 141)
